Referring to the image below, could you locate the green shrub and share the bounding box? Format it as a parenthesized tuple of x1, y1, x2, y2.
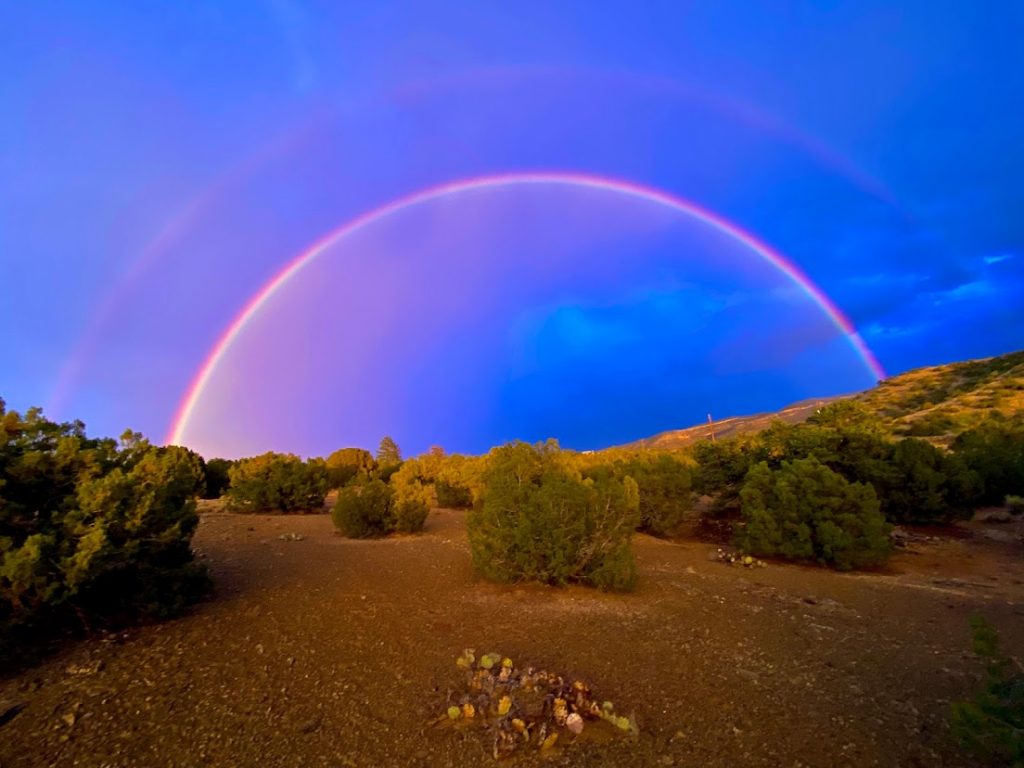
(736, 457, 891, 570)
(389, 459, 433, 533)
(1, 402, 210, 664)
(467, 441, 639, 590)
(1007, 495, 1024, 515)
(331, 477, 395, 538)
(325, 447, 376, 489)
(201, 457, 234, 499)
(876, 439, 970, 524)
(953, 421, 1024, 505)
(435, 480, 473, 509)
(226, 452, 328, 513)
(584, 453, 692, 536)
(331, 456, 436, 537)
(395, 497, 429, 533)
(624, 454, 692, 536)
(693, 415, 980, 526)
(951, 616, 1023, 766)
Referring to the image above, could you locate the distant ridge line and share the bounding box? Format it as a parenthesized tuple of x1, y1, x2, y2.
(626, 394, 854, 450)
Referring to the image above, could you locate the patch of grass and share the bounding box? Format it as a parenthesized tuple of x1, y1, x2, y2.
(951, 617, 1024, 766)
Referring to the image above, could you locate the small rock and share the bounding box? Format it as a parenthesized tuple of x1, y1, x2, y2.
(736, 668, 759, 683)
(61, 712, 77, 727)
(65, 660, 104, 676)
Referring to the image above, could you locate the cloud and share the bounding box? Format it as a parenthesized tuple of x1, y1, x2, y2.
(860, 251, 1024, 370)
(984, 253, 1014, 265)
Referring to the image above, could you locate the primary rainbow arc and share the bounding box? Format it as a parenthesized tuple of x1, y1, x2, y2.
(167, 171, 885, 446)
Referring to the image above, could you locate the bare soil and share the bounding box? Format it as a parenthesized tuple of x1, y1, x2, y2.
(1, 511, 1022, 767)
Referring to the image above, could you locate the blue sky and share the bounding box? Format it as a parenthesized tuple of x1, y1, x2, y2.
(1, 2, 1022, 457)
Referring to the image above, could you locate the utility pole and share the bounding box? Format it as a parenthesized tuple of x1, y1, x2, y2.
(707, 412, 716, 442)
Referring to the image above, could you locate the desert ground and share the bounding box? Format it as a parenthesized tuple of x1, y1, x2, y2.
(1, 509, 1022, 768)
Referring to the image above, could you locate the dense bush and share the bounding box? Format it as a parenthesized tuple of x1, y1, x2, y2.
(693, 404, 977, 525)
(951, 616, 1023, 766)
(583, 453, 692, 536)
(331, 476, 396, 538)
(435, 480, 474, 509)
(737, 457, 891, 570)
(1, 402, 210, 662)
(388, 459, 433, 533)
(952, 420, 1024, 506)
(200, 457, 234, 499)
(402, 446, 480, 508)
(621, 454, 692, 536)
(226, 452, 328, 513)
(427, 451, 485, 507)
(874, 439, 974, 523)
(394, 495, 429, 533)
(325, 447, 376, 489)
(692, 438, 755, 511)
(467, 441, 640, 591)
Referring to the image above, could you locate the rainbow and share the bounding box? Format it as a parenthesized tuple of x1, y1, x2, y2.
(166, 171, 885, 445)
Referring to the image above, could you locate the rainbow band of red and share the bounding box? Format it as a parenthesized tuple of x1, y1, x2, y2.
(166, 172, 885, 445)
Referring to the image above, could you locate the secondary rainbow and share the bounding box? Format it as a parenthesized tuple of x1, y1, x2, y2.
(166, 171, 886, 445)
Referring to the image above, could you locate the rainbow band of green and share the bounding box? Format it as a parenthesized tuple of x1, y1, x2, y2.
(166, 171, 885, 445)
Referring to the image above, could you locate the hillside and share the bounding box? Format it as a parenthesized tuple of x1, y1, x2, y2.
(629, 395, 850, 451)
(631, 348, 1024, 450)
(861, 349, 1024, 440)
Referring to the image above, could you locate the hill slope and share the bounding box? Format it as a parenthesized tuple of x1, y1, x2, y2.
(861, 349, 1024, 439)
(631, 348, 1024, 450)
(630, 395, 850, 450)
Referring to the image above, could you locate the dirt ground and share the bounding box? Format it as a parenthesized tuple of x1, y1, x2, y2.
(1, 510, 1022, 767)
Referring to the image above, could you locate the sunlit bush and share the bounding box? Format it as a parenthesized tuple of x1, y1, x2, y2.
(389, 459, 433, 533)
(324, 447, 376, 489)
(226, 452, 328, 513)
(1, 401, 210, 664)
(468, 441, 640, 590)
(331, 476, 396, 538)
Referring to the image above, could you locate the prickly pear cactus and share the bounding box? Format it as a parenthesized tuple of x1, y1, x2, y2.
(434, 648, 638, 759)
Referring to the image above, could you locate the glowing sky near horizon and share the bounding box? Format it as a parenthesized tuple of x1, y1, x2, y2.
(2, 2, 1022, 456)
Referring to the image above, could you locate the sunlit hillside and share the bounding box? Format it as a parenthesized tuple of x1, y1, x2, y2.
(863, 350, 1024, 441)
(632, 349, 1024, 450)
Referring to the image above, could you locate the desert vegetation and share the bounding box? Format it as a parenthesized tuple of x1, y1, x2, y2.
(736, 457, 891, 570)
(690, 399, 1024, 569)
(225, 452, 329, 513)
(0, 400, 210, 664)
(637, 349, 1024, 451)
(2, 351, 1023, 766)
(467, 440, 640, 591)
(951, 617, 1024, 766)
